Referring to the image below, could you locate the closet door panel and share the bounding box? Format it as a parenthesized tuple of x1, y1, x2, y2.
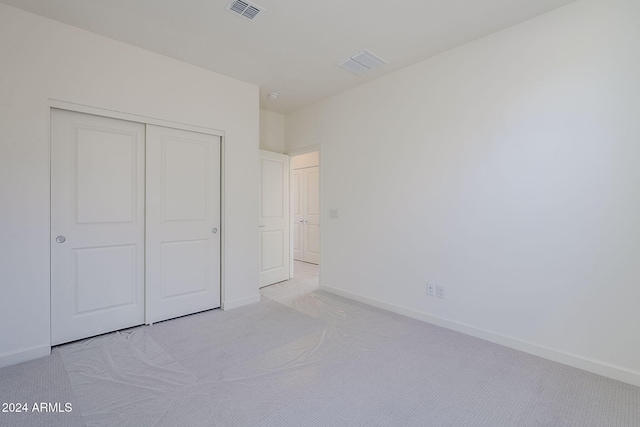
(146, 125, 221, 324)
(51, 109, 145, 345)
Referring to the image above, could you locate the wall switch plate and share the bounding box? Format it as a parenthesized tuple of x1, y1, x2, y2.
(329, 209, 339, 219)
(436, 285, 444, 299)
(427, 284, 434, 296)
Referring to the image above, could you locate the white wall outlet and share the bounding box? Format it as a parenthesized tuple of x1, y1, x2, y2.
(426, 283, 434, 296)
(436, 285, 445, 299)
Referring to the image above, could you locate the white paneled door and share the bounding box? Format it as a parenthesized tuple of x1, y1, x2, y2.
(304, 166, 320, 264)
(51, 109, 146, 345)
(292, 169, 303, 261)
(259, 150, 290, 287)
(293, 166, 320, 264)
(51, 110, 221, 344)
(146, 125, 221, 324)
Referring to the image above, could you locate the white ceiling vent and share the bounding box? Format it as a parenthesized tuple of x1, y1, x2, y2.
(225, 0, 264, 21)
(338, 50, 386, 75)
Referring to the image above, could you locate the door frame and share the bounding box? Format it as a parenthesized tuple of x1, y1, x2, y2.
(286, 145, 322, 281)
(48, 100, 227, 345)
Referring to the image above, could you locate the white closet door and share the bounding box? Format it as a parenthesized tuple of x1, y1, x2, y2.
(303, 166, 320, 264)
(292, 169, 303, 261)
(145, 125, 221, 324)
(51, 109, 145, 345)
(259, 150, 290, 287)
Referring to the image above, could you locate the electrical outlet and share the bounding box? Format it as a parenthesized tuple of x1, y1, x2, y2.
(426, 283, 434, 296)
(436, 285, 445, 299)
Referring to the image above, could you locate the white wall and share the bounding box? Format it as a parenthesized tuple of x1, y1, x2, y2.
(259, 109, 286, 153)
(291, 151, 319, 170)
(286, 0, 640, 386)
(0, 4, 260, 367)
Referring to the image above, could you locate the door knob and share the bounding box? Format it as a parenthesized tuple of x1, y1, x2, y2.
(212, 228, 218, 234)
(56, 235, 66, 243)
(299, 219, 304, 223)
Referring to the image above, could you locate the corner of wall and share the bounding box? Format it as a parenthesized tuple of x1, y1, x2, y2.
(223, 294, 261, 310)
(319, 283, 640, 388)
(259, 109, 286, 153)
(0, 345, 51, 369)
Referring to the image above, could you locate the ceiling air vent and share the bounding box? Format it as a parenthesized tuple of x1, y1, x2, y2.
(338, 50, 386, 75)
(225, 0, 265, 21)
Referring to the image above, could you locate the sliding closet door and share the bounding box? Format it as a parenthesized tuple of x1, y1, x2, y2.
(51, 109, 145, 345)
(145, 125, 221, 324)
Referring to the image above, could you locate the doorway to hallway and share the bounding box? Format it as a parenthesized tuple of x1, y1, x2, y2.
(260, 260, 319, 303)
(258, 148, 321, 289)
(291, 151, 320, 266)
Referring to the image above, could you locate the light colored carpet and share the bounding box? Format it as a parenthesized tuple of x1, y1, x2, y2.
(1, 261, 639, 426)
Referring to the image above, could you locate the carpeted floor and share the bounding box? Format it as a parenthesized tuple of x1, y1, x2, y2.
(1, 261, 639, 426)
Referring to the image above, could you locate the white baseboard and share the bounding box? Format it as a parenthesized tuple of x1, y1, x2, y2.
(223, 294, 261, 310)
(0, 345, 50, 369)
(320, 284, 640, 388)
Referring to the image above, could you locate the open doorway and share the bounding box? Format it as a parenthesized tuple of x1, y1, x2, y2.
(258, 148, 321, 296)
(259, 149, 320, 300)
(290, 150, 320, 283)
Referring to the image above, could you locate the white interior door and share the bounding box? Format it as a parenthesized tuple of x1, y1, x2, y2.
(259, 150, 290, 287)
(292, 169, 303, 261)
(292, 166, 320, 264)
(146, 125, 221, 324)
(303, 166, 320, 264)
(51, 109, 145, 345)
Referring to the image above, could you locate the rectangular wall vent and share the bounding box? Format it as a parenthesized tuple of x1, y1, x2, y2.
(338, 50, 386, 75)
(225, 0, 265, 21)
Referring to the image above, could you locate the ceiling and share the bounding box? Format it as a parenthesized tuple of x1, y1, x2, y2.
(1, 0, 577, 113)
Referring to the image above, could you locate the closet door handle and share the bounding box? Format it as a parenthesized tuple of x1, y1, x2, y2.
(55, 235, 66, 243)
